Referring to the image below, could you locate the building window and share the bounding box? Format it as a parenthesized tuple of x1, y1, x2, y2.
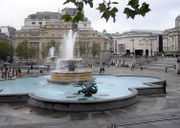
(104, 42, 107, 50)
(51, 32, 55, 37)
(39, 22, 42, 25)
(118, 44, 125, 53)
(29, 42, 39, 59)
(58, 32, 61, 36)
(52, 25, 54, 28)
(84, 42, 89, 48)
(84, 23, 87, 27)
(32, 22, 35, 25)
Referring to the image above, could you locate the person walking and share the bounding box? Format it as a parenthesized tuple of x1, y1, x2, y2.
(102, 67, 105, 74)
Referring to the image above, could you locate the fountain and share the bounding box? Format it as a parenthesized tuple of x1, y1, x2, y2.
(0, 30, 167, 112)
(44, 47, 55, 66)
(47, 30, 93, 84)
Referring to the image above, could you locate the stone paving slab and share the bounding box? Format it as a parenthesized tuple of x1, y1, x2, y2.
(69, 120, 98, 128)
(123, 123, 155, 128)
(70, 113, 90, 120)
(150, 120, 178, 128)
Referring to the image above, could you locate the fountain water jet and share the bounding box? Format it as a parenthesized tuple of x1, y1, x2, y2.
(44, 47, 55, 66)
(47, 30, 93, 84)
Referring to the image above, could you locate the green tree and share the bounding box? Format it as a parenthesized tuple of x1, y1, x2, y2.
(15, 40, 35, 62)
(91, 42, 100, 58)
(62, 0, 150, 23)
(28, 47, 36, 59)
(41, 40, 59, 59)
(0, 40, 13, 61)
(77, 42, 86, 57)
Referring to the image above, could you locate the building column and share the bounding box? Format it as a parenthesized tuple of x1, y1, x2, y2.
(176, 57, 180, 74)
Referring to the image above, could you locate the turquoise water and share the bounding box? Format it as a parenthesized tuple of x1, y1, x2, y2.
(0, 75, 158, 101)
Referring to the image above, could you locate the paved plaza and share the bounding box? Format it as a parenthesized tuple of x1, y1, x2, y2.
(0, 59, 180, 128)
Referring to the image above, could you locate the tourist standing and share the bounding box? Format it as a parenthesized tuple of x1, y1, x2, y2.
(3, 71, 7, 79)
(102, 67, 105, 74)
(99, 67, 102, 74)
(12, 69, 14, 77)
(40, 70, 43, 75)
(30, 62, 33, 70)
(47, 66, 50, 72)
(27, 68, 30, 75)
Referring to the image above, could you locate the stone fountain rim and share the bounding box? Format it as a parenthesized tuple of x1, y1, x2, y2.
(51, 69, 92, 73)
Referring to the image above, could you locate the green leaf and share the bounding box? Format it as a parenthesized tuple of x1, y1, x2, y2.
(61, 14, 72, 22)
(138, 2, 151, 16)
(77, 2, 84, 11)
(123, 8, 137, 19)
(101, 10, 111, 22)
(72, 12, 84, 23)
(83, 0, 88, 4)
(110, 11, 116, 22)
(63, 0, 70, 4)
(87, 0, 93, 7)
(63, 0, 76, 4)
(112, 2, 118, 4)
(97, 3, 106, 12)
(128, 0, 139, 9)
(112, 7, 118, 13)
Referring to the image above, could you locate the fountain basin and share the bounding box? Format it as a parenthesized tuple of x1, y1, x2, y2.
(28, 88, 138, 112)
(0, 75, 166, 112)
(49, 58, 93, 84)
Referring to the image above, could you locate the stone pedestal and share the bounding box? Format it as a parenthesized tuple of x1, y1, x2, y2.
(47, 70, 93, 84)
(176, 57, 180, 74)
(44, 61, 53, 66)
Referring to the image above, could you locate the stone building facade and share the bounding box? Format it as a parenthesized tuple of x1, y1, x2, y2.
(113, 30, 163, 57)
(163, 16, 180, 55)
(14, 8, 110, 61)
(14, 22, 109, 60)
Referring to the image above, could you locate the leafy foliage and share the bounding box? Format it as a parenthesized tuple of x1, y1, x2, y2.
(15, 40, 35, 61)
(0, 40, 13, 61)
(61, 14, 72, 22)
(62, 0, 150, 23)
(123, 0, 151, 19)
(97, 1, 118, 22)
(91, 42, 100, 57)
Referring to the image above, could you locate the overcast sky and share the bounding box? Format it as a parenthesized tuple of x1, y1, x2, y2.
(0, 0, 180, 33)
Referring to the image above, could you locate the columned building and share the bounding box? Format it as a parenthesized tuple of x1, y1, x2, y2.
(14, 8, 109, 60)
(113, 30, 163, 57)
(163, 16, 180, 55)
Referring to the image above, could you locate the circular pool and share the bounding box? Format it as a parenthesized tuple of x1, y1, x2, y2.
(0, 75, 166, 112)
(0, 75, 158, 100)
